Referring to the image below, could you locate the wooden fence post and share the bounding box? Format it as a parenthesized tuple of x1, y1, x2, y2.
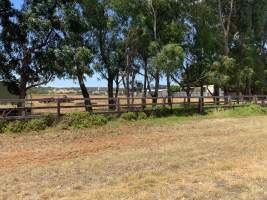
(57, 99, 61, 118)
(116, 98, 121, 112)
(198, 97, 203, 113)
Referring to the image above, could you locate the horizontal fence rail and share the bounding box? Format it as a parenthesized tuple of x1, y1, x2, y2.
(0, 95, 266, 120)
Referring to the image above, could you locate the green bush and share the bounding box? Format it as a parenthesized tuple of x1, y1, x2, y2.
(151, 106, 172, 118)
(0, 120, 8, 133)
(4, 121, 27, 133)
(1, 115, 56, 134)
(44, 114, 56, 126)
(25, 119, 47, 131)
(137, 112, 147, 120)
(120, 112, 137, 121)
(60, 112, 108, 129)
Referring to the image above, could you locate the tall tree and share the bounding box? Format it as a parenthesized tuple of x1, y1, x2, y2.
(59, 2, 94, 111)
(81, 0, 124, 108)
(218, 0, 235, 56)
(0, 0, 62, 100)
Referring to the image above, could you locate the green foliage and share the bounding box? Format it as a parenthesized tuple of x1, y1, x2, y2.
(4, 121, 27, 133)
(0, 120, 8, 133)
(60, 112, 108, 129)
(120, 112, 137, 121)
(3, 117, 54, 133)
(44, 114, 56, 127)
(211, 56, 237, 88)
(0, 0, 63, 96)
(170, 85, 181, 93)
(155, 43, 185, 74)
(25, 119, 48, 132)
(121, 112, 147, 121)
(210, 105, 267, 117)
(151, 106, 172, 118)
(137, 112, 148, 120)
(0, 0, 266, 103)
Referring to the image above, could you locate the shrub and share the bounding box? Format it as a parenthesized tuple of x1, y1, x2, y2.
(25, 119, 47, 132)
(0, 120, 8, 133)
(44, 114, 56, 126)
(137, 112, 147, 120)
(151, 106, 172, 118)
(4, 121, 27, 133)
(120, 112, 137, 121)
(60, 112, 108, 129)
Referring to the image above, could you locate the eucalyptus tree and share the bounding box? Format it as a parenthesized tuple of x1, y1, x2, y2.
(217, 0, 235, 57)
(180, 0, 220, 103)
(57, 1, 94, 111)
(110, 0, 185, 105)
(0, 0, 62, 100)
(79, 0, 126, 108)
(231, 0, 267, 95)
(111, 0, 152, 106)
(117, 0, 184, 105)
(155, 43, 184, 104)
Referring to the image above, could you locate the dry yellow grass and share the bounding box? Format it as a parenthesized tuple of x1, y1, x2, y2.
(1, 116, 267, 199)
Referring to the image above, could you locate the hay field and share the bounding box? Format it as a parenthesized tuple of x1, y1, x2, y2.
(1, 116, 267, 199)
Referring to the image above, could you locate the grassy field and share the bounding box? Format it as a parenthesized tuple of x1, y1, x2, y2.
(1, 112, 267, 199)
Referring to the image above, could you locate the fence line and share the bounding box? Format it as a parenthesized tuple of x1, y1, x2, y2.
(0, 95, 266, 120)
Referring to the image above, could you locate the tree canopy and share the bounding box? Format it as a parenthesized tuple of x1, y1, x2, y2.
(0, 0, 266, 103)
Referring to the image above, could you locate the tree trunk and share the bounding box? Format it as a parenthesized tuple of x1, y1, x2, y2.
(152, 71, 160, 105)
(186, 86, 191, 105)
(108, 75, 115, 110)
(126, 71, 130, 109)
(115, 73, 120, 98)
(244, 79, 252, 96)
(224, 86, 229, 104)
(198, 85, 205, 113)
(18, 57, 29, 115)
(200, 85, 204, 107)
(166, 73, 172, 106)
(224, 35, 229, 56)
(214, 84, 220, 105)
(142, 59, 148, 108)
(19, 77, 28, 100)
(19, 49, 30, 101)
(131, 73, 136, 106)
(77, 73, 92, 112)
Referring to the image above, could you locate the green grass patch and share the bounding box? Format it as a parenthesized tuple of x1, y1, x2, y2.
(1, 105, 266, 134)
(208, 104, 267, 118)
(59, 112, 108, 129)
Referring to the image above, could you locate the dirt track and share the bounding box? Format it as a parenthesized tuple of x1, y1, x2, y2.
(0, 125, 174, 169)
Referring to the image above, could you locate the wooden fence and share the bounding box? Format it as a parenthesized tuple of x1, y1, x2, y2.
(0, 95, 266, 120)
